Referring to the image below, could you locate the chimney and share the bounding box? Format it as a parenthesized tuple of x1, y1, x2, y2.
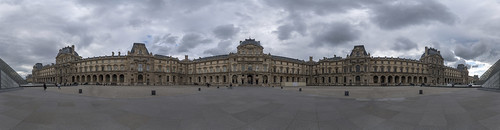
(309, 56, 313, 62)
(118, 52, 121, 56)
(185, 55, 188, 60)
(334, 55, 336, 57)
(425, 46, 428, 55)
(112, 52, 115, 56)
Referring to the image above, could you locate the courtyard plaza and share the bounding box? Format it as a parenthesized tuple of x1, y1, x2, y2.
(1, 85, 500, 129)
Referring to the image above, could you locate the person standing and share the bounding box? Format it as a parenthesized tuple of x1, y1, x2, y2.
(43, 83, 47, 91)
(57, 83, 61, 89)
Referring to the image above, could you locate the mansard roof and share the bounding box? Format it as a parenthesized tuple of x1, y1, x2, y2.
(239, 38, 262, 47)
(271, 55, 305, 63)
(193, 54, 230, 62)
(57, 46, 79, 57)
(421, 47, 442, 58)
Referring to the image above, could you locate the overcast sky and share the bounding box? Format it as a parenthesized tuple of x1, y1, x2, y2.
(1, 0, 499, 78)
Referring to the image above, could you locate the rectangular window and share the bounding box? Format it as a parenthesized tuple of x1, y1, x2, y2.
(138, 64, 143, 72)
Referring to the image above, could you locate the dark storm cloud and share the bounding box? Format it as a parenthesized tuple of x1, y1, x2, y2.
(177, 33, 212, 52)
(273, 13, 307, 40)
(275, 24, 295, 40)
(454, 42, 489, 60)
(391, 37, 417, 51)
(264, 0, 383, 15)
(371, 0, 457, 30)
(203, 40, 234, 55)
(312, 22, 360, 46)
(213, 24, 240, 40)
(431, 42, 458, 62)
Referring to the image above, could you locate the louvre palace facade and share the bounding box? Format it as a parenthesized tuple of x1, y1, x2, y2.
(31, 38, 471, 86)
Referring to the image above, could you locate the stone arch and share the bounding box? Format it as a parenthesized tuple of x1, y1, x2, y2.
(137, 74, 143, 84)
(373, 76, 379, 83)
(388, 76, 392, 84)
(395, 76, 400, 84)
(98, 75, 103, 83)
(119, 74, 125, 83)
(232, 75, 238, 84)
(105, 74, 111, 83)
(112, 74, 117, 83)
(381, 76, 386, 83)
(263, 75, 268, 84)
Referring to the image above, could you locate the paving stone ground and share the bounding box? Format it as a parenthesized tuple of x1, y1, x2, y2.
(1, 85, 500, 130)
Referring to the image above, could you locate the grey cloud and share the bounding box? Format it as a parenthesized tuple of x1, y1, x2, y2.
(431, 42, 458, 62)
(371, 0, 457, 30)
(148, 34, 179, 55)
(454, 42, 488, 60)
(273, 13, 307, 40)
(264, 0, 383, 15)
(177, 33, 212, 52)
(441, 49, 458, 62)
(275, 24, 295, 40)
(213, 24, 240, 40)
(152, 34, 178, 45)
(203, 40, 234, 55)
(391, 37, 418, 51)
(312, 22, 360, 46)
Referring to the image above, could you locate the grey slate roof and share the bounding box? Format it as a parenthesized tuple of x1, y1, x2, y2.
(193, 54, 230, 62)
(271, 55, 305, 63)
(239, 38, 262, 47)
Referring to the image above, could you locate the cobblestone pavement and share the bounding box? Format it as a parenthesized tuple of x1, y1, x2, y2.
(1, 86, 499, 130)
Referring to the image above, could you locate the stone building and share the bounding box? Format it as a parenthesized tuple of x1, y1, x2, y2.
(31, 39, 470, 86)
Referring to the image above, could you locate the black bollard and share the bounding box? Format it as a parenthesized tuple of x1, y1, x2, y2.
(281, 87, 283, 89)
(78, 89, 82, 94)
(344, 91, 349, 96)
(217, 86, 219, 89)
(151, 90, 156, 95)
(419, 90, 423, 94)
(272, 86, 274, 88)
(299, 88, 302, 91)
(198, 88, 201, 91)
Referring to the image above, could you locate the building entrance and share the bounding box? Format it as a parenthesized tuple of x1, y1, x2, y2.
(247, 75, 253, 84)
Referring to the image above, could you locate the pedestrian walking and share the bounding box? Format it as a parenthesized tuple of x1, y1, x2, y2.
(57, 83, 61, 89)
(43, 83, 47, 91)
